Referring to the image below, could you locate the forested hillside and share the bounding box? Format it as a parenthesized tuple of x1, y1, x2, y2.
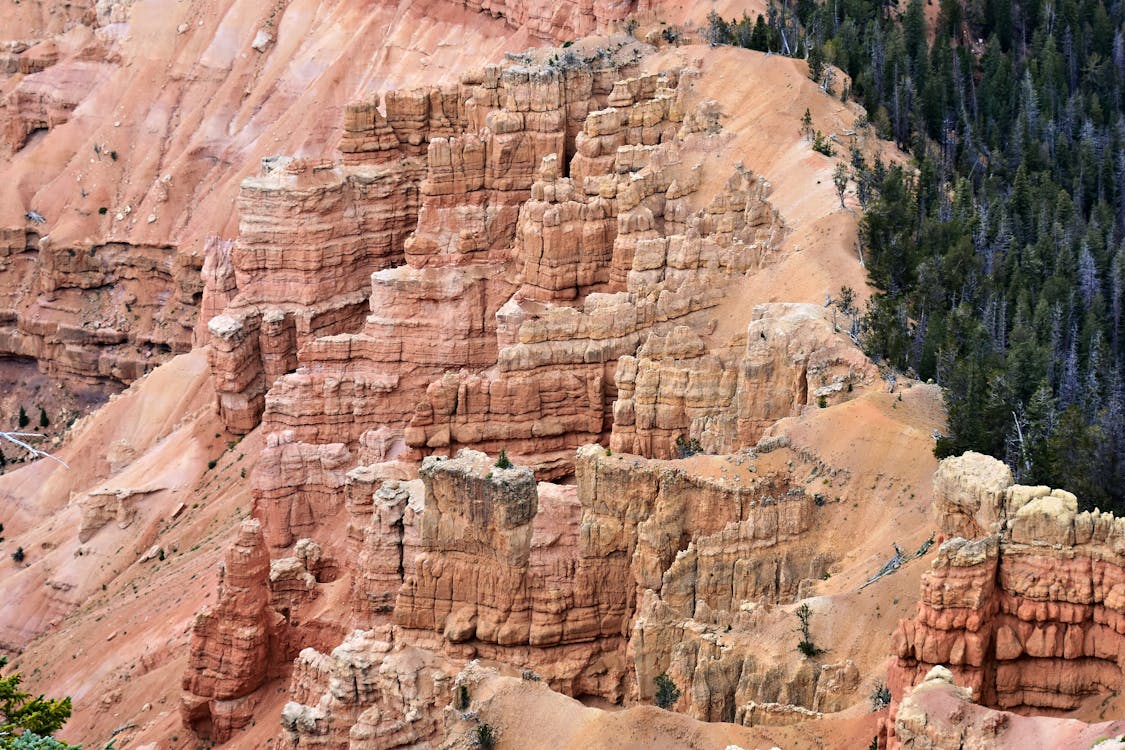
(714, 0, 1125, 511)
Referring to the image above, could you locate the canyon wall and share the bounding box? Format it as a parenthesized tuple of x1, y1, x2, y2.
(264, 437, 864, 747)
(176, 42, 898, 747)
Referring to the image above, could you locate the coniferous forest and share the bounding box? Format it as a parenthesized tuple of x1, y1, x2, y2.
(710, 0, 1125, 512)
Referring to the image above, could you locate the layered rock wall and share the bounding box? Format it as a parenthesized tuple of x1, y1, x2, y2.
(264, 435, 857, 746)
(611, 305, 878, 458)
(890, 452, 1125, 714)
(403, 82, 795, 474)
(0, 232, 195, 388)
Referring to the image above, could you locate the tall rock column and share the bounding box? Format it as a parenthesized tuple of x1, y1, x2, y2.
(181, 519, 273, 742)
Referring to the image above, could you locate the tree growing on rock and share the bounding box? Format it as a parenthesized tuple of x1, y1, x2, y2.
(653, 673, 681, 709)
(833, 162, 849, 208)
(795, 603, 823, 657)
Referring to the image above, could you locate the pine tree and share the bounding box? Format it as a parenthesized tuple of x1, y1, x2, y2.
(0, 657, 77, 748)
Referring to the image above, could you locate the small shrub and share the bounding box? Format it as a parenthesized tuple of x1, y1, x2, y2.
(811, 130, 835, 156)
(110, 151, 118, 161)
(869, 680, 892, 711)
(654, 672, 681, 709)
(98, 206, 108, 215)
(797, 640, 821, 657)
(624, 17, 639, 36)
(39, 407, 49, 428)
(494, 449, 512, 470)
(520, 668, 541, 681)
(674, 435, 702, 458)
(18, 406, 29, 429)
(457, 683, 471, 710)
(207, 459, 217, 470)
(661, 26, 682, 45)
(474, 723, 497, 749)
(12, 546, 25, 563)
(817, 395, 828, 409)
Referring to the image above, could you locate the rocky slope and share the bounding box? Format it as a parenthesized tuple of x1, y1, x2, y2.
(0, 0, 545, 420)
(891, 665, 1125, 750)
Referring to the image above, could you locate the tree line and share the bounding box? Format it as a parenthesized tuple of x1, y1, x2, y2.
(710, 0, 1125, 511)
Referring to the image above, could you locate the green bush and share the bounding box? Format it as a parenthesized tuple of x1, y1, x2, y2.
(811, 130, 835, 156)
(473, 723, 496, 749)
(653, 672, 681, 709)
(673, 435, 702, 458)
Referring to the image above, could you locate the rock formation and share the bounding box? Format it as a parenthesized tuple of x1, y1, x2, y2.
(181, 520, 273, 743)
(278, 626, 467, 750)
(179, 46, 897, 738)
(268, 428, 877, 745)
(890, 452, 1125, 718)
(611, 304, 878, 458)
(892, 665, 1125, 750)
(0, 0, 570, 426)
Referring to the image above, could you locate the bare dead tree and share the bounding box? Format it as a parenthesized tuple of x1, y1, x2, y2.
(0, 431, 69, 468)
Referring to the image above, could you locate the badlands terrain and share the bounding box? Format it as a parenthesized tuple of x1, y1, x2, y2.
(0, 0, 1124, 748)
